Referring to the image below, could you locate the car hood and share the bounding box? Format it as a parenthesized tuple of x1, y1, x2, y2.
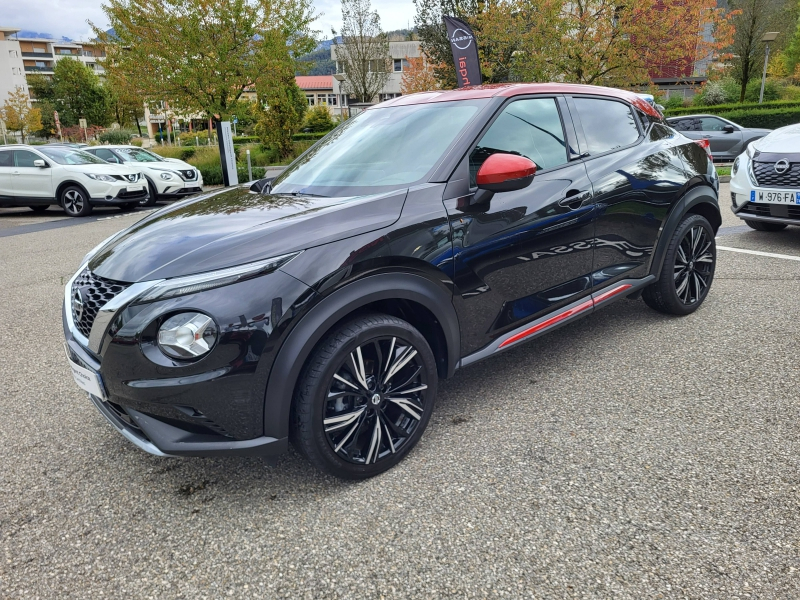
(140, 158, 194, 171)
(752, 124, 800, 153)
(89, 185, 407, 282)
(64, 163, 140, 176)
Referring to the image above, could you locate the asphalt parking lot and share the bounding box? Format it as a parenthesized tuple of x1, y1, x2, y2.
(1, 183, 799, 598)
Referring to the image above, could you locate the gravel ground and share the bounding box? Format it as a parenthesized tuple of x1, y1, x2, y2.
(2, 183, 800, 598)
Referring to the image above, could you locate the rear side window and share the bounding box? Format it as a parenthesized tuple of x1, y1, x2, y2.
(470, 98, 568, 185)
(573, 98, 640, 154)
(14, 150, 41, 167)
(0, 151, 11, 167)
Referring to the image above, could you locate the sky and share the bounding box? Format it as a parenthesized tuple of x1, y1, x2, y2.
(2, 0, 416, 42)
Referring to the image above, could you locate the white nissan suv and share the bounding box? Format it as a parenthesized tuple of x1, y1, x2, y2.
(83, 145, 203, 206)
(0, 145, 148, 217)
(730, 123, 800, 231)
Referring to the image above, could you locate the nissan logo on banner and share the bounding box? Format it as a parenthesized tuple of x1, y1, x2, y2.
(443, 16, 482, 88)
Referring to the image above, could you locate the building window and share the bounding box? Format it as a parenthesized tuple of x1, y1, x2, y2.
(340, 95, 348, 106)
(35, 61, 46, 68)
(327, 94, 338, 106)
(379, 93, 401, 102)
(33, 47, 45, 53)
(83, 50, 93, 57)
(9, 50, 18, 58)
(306, 95, 315, 106)
(393, 59, 411, 72)
(59, 49, 72, 55)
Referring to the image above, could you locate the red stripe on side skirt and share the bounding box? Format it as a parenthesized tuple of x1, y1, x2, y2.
(497, 284, 633, 349)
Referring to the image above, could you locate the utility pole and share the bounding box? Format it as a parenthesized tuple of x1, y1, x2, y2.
(760, 32, 779, 104)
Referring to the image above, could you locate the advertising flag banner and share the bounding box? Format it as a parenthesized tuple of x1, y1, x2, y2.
(217, 121, 239, 187)
(443, 16, 482, 88)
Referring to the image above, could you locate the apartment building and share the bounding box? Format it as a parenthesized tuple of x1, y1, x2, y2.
(0, 27, 29, 102)
(330, 40, 421, 115)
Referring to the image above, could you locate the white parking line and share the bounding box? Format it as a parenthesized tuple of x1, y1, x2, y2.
(717, 246, 800, 262)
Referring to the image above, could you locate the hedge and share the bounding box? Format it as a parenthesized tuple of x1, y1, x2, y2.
(664, 100, 800, 117)
(292, 131, 328, 141)
(710, 107, 800, 129)
(196, 164, 267, 185)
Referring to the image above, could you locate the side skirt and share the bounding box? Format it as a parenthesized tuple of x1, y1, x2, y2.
(458, 276, 655, 368)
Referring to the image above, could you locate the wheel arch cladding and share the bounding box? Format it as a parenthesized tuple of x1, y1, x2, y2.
(56, 180, 91, 204)
(262, 272, 460, 440)
(649, 185, 719, 280)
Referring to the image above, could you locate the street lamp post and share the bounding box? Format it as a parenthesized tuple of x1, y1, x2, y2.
(759, 32, 779, 104)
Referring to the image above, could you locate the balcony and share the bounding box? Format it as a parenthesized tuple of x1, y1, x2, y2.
(24, 66, 54, 73)
(22, 52, 53, 59)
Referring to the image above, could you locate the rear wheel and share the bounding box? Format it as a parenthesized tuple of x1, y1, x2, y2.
(292, 313, 437, 479)
(744, 219, 787, 232)
(28, 205, 49, 213)
(60, 186, 93, 217)
(643, 213, 716, 315)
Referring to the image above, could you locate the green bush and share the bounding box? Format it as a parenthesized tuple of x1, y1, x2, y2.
(303, 106, 335, 132)
(665, 100, 800, 116)
(663, 95, 686, 110)
(99, 129, 136, 144)
(233, 135, 258, 144)
(292, 131, 328, 141)
(715, 106, 800, 129)
(130, 138, 144, 147)
(744, 79, 780, 103)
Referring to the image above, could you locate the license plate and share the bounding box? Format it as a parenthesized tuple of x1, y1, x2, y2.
(750, 190, 800, 204)
(127, 185, 143, 192)
(67, 357, 106, 399)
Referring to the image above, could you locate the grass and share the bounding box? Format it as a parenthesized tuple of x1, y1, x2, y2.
(716, 166, 731, 177)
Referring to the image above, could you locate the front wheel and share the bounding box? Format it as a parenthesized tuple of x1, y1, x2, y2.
(291, 313, 437, 479)
(643, 213, 716, 315)
(60, 186, 93, 217)
(744, 219, 787, 232)
(140, 181, 158, 207)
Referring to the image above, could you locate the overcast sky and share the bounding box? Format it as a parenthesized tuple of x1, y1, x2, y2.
(3, 0, 416, 42)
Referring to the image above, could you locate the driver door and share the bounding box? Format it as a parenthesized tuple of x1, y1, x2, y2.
(697, 116, 742, 155)
(443, 97, 596, 355)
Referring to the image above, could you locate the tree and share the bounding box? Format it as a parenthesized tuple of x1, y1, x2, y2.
(334, 0, 391, 102)
(779, 8, 800, 78)
(400, 54, 441, 93)
(93, 0, 318, 120)
(414, 0, 735, 88)
(106, 74, 145, 135)
(0, 86, 43, 142)
(728, 0, 796, 102)
(255, 66, 308, 158)
(28, 59, 111, 127)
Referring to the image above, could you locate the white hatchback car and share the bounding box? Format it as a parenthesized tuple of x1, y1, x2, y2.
(0, 145, 148, 217)
(730, 123, 800, 231)
(83, 145, 203, 206)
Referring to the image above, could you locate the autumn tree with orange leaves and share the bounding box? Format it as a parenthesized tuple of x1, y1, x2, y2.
(400, 54, 441, 94)
(414, 0, 736, 88)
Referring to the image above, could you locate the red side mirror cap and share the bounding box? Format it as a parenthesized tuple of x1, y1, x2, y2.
(476, 154, 537, 193)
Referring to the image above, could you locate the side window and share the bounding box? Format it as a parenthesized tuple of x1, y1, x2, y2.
(469, 98, 567, 185)
(698, 117, 729, 131)
(573, 98, 640, 154)
(670, 119, 691, 131)
(95, 149, 119, 163)
(0, 151, 12, 167)
(14, 150, 41, 167)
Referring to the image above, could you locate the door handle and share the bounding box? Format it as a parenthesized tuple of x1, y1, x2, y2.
(558, 190, 591, 210)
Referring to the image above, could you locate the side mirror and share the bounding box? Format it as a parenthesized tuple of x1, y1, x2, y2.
(464, 153, 537, 207)
(722, 125, 735, 133)
(33, 159, 47, 168)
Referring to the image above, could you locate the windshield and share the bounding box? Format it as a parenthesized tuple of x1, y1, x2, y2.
(271, 99, 489, 197)
(39, 147, 108, 165)
(116, 147, 166, 162)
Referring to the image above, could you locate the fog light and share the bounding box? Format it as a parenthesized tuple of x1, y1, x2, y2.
(157, 312, 218, 359)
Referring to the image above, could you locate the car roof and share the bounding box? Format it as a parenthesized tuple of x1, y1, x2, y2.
(378, 83, 662, 118)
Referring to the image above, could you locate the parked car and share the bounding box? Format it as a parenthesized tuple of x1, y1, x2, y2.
(0, 145, 148, 216)
(83, 145, 203, 206)
(729, 123, 800, 231)
(47, 142, 90, 149)
(63, 83, 721, 479)
(666, 114, 771, 162)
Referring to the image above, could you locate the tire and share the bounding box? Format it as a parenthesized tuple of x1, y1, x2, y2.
(643, 213, 716, 315)
(28, 205, 49, 213)
(60, 186, 93, 217)
(140, 181, 158, 207)
(291, 313, 438, 479)
(744, 219, 787, 232)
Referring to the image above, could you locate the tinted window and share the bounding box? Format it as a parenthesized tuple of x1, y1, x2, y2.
(698, 117, 731, 131)
(115, 147, 165, 162)
(573, 98, 640, 154)
(14, 150, 41, 167)
(38, 147, 107, 165)
(94, 148, 120, 163)
(0, 150, 11, 167)
(469, 98, 567, 185)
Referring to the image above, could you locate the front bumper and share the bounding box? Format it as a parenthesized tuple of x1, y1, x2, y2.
(153, 171, 204, 199)
(61, 266, 300, 458)
(157, 185, 203, 199)
(730, 157, 800, 226)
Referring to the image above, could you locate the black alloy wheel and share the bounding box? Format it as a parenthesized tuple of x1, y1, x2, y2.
(140, 180, 158, 207)
(744, 219, 787, 232)
(643, 213, 716, 315)
(61, 185, 93, 217)
(292, 314, 437, 479)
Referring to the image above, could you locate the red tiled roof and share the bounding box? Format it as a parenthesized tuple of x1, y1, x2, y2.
(295, 76, 333, 90)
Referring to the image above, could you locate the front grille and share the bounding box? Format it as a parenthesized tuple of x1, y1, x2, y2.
(738, 202, 800, 221)
(752, 161, 800, 188)
(112, 174, 139, 182)
(179, 169, 197, 181)
(71, 268, 130, 339)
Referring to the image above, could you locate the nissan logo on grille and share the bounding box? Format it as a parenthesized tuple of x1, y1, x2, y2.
(774, 159, 790, 174)
(72, 290, 84, 323)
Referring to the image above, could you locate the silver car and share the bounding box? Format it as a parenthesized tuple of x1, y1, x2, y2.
(666, 114, 771, 162)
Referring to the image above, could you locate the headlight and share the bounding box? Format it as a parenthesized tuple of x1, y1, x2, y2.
(158, 312, 218, 359)
(134, 251, 302, 304)
(160, 172, 173, 180)
(86, 173, 116, 182)
(732, 156, 740, 176)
